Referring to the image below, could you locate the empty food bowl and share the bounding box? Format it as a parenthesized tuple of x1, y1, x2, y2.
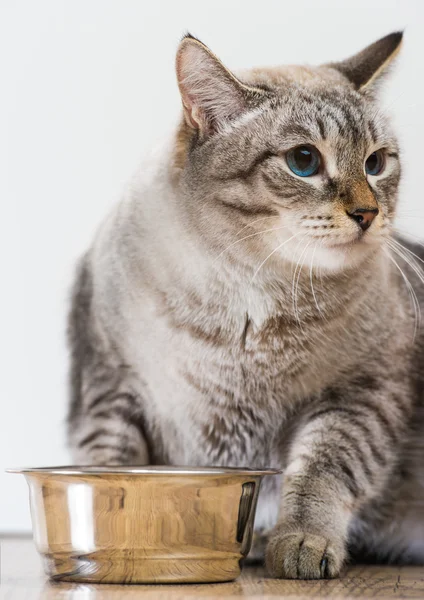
(8, 465, 280, 583)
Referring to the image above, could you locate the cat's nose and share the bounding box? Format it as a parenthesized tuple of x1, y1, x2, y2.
(347, 207, 379, 231)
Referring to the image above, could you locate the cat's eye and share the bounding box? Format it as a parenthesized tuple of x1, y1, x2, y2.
(365, 150, 385, 176)
(286, 145, 321, 177)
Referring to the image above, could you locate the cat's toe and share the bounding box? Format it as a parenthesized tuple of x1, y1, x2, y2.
(265, 527, 344, 579)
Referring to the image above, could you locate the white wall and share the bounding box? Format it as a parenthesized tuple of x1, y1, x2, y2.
(1, 0, 423, 533)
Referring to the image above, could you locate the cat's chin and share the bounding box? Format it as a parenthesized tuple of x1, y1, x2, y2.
(283, 237, 378, 275)
(311, 239, 377, 273)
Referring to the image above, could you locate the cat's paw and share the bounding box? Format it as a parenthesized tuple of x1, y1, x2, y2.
(265, 525, 345, 579)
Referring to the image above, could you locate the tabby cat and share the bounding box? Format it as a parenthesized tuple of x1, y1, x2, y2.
(68, 31, 424, 578)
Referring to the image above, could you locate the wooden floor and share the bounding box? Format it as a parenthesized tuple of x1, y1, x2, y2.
(1, 537, 424, 599)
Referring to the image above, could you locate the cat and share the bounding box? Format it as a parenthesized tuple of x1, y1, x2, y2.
(67, 31, 424, 578)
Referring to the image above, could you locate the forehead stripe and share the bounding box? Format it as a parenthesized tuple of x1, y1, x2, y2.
(317, 117, 326, 140)
(368, 120, 378, 143)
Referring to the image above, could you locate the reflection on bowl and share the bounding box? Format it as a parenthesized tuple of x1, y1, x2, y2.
(8, 465, 280, 584)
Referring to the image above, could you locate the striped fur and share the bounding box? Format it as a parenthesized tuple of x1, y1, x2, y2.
(67, 32, 424, 578)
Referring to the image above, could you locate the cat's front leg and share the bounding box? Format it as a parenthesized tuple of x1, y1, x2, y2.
(266, 375, 411, 579)
(69, 390, 149, 466)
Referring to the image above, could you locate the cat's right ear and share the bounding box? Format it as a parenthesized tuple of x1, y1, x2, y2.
(176, 34, 267, 136)
(330, 31, 403, 94)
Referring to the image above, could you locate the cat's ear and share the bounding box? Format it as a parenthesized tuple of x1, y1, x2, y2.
(330, 31, 403, 93)
(176, 34, 267, 135)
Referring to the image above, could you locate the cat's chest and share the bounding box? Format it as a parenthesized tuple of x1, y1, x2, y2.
(153, 346, 299, 468)
(193, 394, 282, 467)
(138, 303, 344, 464)
(157, 319, 340, 465)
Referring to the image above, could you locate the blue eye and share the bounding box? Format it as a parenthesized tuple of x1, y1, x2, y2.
(286, 145, 320, 177)
(365, 150, 385, 176)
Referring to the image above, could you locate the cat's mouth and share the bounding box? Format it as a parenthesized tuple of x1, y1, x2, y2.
(325, 234, 363, 249)
(324, 227, 378, 249)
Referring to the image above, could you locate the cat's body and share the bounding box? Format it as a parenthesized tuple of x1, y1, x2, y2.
(68, 32, 424, 577)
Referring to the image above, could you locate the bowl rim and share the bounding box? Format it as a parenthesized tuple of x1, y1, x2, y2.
(6, 465, 281, 476)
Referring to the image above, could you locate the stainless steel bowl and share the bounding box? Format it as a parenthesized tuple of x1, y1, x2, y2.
(8, 466, 280, 584)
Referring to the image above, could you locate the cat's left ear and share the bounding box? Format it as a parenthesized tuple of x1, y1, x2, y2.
(176, 34, 269, 136)
(330, 31, 403, 93)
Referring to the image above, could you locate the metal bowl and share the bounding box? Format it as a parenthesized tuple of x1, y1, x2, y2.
(8, 465, 280, 584)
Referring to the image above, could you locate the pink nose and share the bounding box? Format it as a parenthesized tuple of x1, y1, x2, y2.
(347, 208, 379, 231)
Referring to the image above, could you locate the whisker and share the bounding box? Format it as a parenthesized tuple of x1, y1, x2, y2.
(234, 215, 281, 239)
(386, 245, 424, 288)
(386, 246, 421, 332)
(290, 234, 308, 278)
(390, 237, 424, 266)
(384, 246, 420, 340)
(393, 228, 424, 248)
(310, 243, 324, 317)
(251, 232, 303, 281)
(292, 238, 311, 325)
(212, 225, 291, 264)
(296, 240, 313, 324)
(387, 239, 424, 286)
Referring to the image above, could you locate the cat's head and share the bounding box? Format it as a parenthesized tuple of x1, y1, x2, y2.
(174, 32, 402, 275)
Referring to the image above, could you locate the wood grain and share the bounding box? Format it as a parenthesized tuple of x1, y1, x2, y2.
(1, 537, 424, 599)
